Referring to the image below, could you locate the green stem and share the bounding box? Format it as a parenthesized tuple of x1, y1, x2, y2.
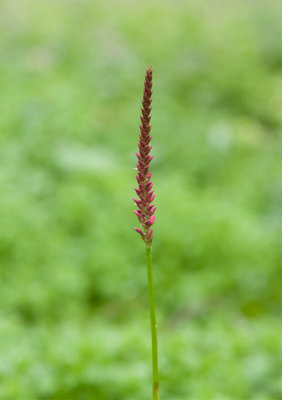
(146, 246, 160, 400)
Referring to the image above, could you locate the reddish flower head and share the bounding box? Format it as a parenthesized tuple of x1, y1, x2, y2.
(133, 66, 156, 246)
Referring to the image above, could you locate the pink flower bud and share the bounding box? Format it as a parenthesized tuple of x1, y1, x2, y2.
(146, 190, 154, 201)
(147, 229, 153, 242)
(133, 198, 141, 205)
(145, 181, 153, 191)
(148, 193, 156, 202)
(145, 216, 155, 226)
(134, 227, 145, 239)
(148, 206, 157, 216)
(147, 204, 155, 212)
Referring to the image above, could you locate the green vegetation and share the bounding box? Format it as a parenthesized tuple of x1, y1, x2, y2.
(0, 0, 281, 399)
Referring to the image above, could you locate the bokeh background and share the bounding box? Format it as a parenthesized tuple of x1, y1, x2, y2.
(0, 0, 281, 399)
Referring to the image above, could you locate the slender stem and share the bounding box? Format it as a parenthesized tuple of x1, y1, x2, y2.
(146, 245, 160, 400)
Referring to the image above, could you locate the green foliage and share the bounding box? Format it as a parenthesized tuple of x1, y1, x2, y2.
(0, 0, 281, 398)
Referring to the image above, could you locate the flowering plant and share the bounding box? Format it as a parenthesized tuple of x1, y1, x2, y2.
(133, 66, 160, 400)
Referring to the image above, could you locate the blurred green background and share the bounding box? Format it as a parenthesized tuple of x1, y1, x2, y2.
(0, 0, 281, 399)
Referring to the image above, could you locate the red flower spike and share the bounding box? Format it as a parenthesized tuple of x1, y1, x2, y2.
(133, 66, 156, 246)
